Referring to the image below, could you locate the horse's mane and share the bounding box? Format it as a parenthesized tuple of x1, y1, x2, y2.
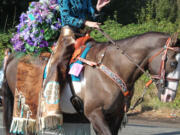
(95, 32, 170, 46)
(116, 32, 169, 42)
(93, 32, 180, 57)
(115, 32, 180, 46)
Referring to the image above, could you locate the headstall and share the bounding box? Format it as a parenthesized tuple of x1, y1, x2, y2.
(149, 38, 180, 87)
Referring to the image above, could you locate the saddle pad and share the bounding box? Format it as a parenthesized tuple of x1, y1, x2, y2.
(70, 43, 92, 81)
(70, 34, 92, 64)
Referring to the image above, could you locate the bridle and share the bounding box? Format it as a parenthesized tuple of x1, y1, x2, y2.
(148, 37, 180, 92)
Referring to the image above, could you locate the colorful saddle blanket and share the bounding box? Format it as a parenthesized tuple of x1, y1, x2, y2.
(69, 35, 92, 81)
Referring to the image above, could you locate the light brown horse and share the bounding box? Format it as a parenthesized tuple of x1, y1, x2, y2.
(2, 32, 180, 135)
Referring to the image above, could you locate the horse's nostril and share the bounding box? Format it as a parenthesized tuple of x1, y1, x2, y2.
(170, 61, 178, 68)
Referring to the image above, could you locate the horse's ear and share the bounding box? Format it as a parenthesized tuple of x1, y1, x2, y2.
(170, 32, 179, 46)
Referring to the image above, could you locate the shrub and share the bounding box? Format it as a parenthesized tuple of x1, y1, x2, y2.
(0, 29, 14, 65)
(137, 0, 179, 23)
(91, 19, 180, 41)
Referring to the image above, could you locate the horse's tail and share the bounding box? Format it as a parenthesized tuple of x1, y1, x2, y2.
(2, 54, 15, 133)
(2, 77, 14, 133)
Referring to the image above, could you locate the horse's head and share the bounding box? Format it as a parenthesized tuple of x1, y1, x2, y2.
(148, 37, 180, 102)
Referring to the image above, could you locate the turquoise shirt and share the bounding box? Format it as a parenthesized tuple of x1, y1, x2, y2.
(58, 0, 95, 28)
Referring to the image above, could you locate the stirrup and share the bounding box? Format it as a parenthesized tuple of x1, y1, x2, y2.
(70, 95, 84, 114)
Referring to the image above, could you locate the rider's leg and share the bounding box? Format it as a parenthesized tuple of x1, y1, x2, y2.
(38, 26, 75, 132)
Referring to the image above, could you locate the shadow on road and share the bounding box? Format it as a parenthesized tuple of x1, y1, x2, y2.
(153, 131, 180, 135)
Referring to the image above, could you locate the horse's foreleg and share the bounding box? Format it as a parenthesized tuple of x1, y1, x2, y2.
(85, 107, 111, 135)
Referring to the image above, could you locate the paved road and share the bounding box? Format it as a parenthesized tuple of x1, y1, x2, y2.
(0, 110, 179, 135)
(119, 119, 180, 135)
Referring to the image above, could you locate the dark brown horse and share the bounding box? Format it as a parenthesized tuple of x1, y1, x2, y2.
(2, 32, 180, 135)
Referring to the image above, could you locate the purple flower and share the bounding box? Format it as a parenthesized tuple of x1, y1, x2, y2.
(45, 18, 52, 24)
(13, 40, 24, 51)
(30, 33, 36, 42)
(11, 33, 20, 43)
(19, 27, 30, 40)
(50, 0, 57, 5)
(57, 18, 61, 23)
(51, 25, 58, 30)
(39, 40, 48, 48)
(33, 41, 38, 46)
(20, 13, 27, 23)
(27, 39, 34, 46)
(41, 10, 49, 19)
(11, 34, 24, 51)
(55, 23, 61, 29)
(30, 2, 36, 7)
(40, 29, 44, 33)
(32, 28, 39, 35)
(22, 48, 26, 52)
(11, 0, 61, 53)
(16, 24, 22, 33)
(31, 23, 38, 28)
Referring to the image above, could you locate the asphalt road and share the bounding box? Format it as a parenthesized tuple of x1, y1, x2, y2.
(0, 109, 179, 135)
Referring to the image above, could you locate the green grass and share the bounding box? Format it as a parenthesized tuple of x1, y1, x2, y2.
(133, 75, 180, 111)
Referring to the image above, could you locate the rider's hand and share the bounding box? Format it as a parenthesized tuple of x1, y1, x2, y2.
(96, 0, 110, 12)
(85, 21, 101, 29)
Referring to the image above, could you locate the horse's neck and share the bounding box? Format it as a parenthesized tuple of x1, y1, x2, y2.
(102, 34, 167, 84)
(104, 46, 147, 84)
